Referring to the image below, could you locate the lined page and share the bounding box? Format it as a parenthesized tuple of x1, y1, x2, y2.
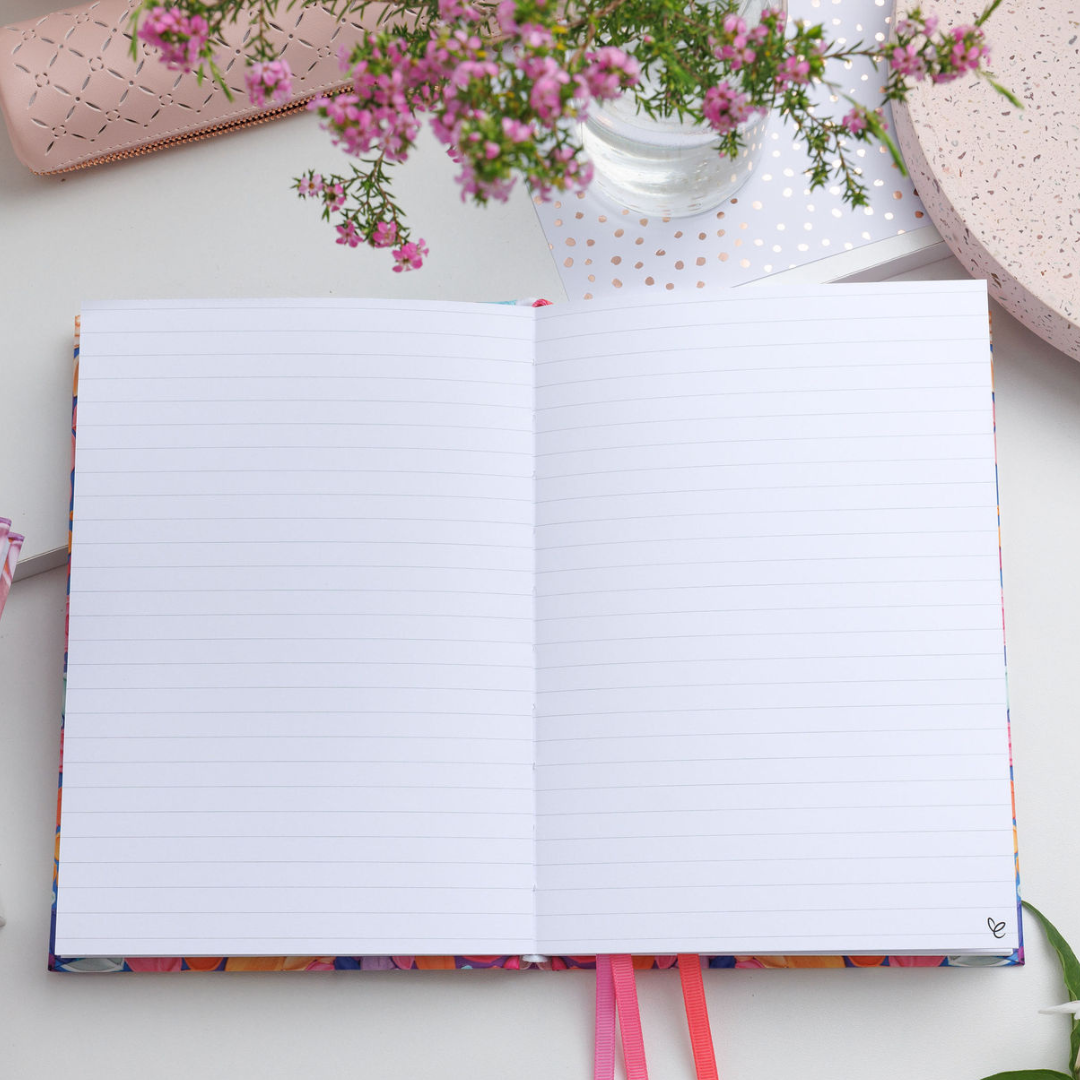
(533, 283, 1017, 956)
(58, 299, 536, 958)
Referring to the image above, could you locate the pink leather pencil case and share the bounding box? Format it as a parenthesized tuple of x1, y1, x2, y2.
(0, 0, 364, 175)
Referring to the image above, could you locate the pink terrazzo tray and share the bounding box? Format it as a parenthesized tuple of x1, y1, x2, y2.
(892, 0, 1079, 360)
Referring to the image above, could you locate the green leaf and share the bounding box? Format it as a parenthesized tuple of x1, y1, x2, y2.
(978, 1072, 1074, 1080)
(985, 77, 1024, 110)
(1022, 902, 1080, 1078)
(874, 127, 907, 175)
(1023, 903, 1080, 1002)
(975, 0, 1006, 27)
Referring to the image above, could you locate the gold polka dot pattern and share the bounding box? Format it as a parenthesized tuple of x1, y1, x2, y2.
(534, 0, 925, 299)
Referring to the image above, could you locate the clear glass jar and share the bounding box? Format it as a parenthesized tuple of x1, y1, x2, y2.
(579, 0, 783, 217)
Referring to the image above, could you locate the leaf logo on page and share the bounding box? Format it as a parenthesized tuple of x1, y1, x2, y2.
(987, 918, 1007, 939)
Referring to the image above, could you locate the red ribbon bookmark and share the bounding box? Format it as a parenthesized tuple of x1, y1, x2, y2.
(677, 954, 719, 1080)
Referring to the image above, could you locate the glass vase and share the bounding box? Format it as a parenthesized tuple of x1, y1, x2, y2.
(579, 0, 783, 217)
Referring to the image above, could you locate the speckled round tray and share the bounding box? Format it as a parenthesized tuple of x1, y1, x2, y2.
(892, 0, 1080, 360)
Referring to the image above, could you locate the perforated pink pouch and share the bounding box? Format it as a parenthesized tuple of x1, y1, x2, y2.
(0, 0, 363, 174)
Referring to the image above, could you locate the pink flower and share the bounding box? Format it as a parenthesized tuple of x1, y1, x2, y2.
(246, 59, 293, 108)
(702, 80, 759, 135)
(894, 13, 937, 37)
(496, 0, 520, 33)
(455, 159, 516, 201)
(311, 84, 420, 164)
(841, 107, 867, 134)
(526, 56, 572, 124)
(451, 58, 499, 89)
(948, 25, 989, 73)
(518, 23, 553, 48)
(391, 239, 429, 272)
(776, 54, 811, 87)
(717, 34, 756, 70)
(584, 46, 640, 101)
(325, 182, 345, 212)
(439, 0, 481, 19)
(137, 6, 209, 73)
(841, 106, 886, 134)
(550, 145, 593, 191)
(297, 173, 323, 197)
(371, 221, 398, 248)
(335, 221, 362, 247)
(501, 116, 534, 143)
(889, 42, 926, 79)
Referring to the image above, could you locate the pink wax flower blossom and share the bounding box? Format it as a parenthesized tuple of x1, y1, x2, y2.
(584, 47, 640, 101)
(137, 6, 209, 73)
(551, 144, 593, 189)
(246, 59, 294, 107)
(451, 59, 500, 89)
(455, 159, 515, 201)
(898, 13, 940, 37)
(312, 88, 420, 164)
(371, 221, 399, 248)
(702, 81, 759, 134)
(527, 57, 572, 124)
(518, 23, 554, 48)
(297, 173, 323, 196)
(776, 54, 811, 86)
(335, 221, 362, 247)
(841, 107, 867, 134)
(391, 239, 429, 272)
(502, 116, 534, 143)
(889, 42, 926, 79)
(841, 106, 886, 133)
(715, 21, 757, 71)
(948, 25, 990, 74)
(928, 25, 989, 83)
(325, 182, 345, 211)
(496, 0, 519, 32)
(439, 0, 480, 20)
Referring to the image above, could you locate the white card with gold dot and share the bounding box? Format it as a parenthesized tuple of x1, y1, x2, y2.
(533, 0, 928, 299)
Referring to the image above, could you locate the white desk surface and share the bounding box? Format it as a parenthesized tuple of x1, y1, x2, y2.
(3, 1, 1080, 1073)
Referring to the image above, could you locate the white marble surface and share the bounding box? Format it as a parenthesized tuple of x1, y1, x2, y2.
(3, 1, 1080, 1075)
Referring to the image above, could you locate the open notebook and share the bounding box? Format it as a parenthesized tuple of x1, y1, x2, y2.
(53, 282, 1020, 967)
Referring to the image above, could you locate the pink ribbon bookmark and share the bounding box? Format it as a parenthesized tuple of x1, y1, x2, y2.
(595, 956, 649, 1080)
(594, 955, 616, 1080)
